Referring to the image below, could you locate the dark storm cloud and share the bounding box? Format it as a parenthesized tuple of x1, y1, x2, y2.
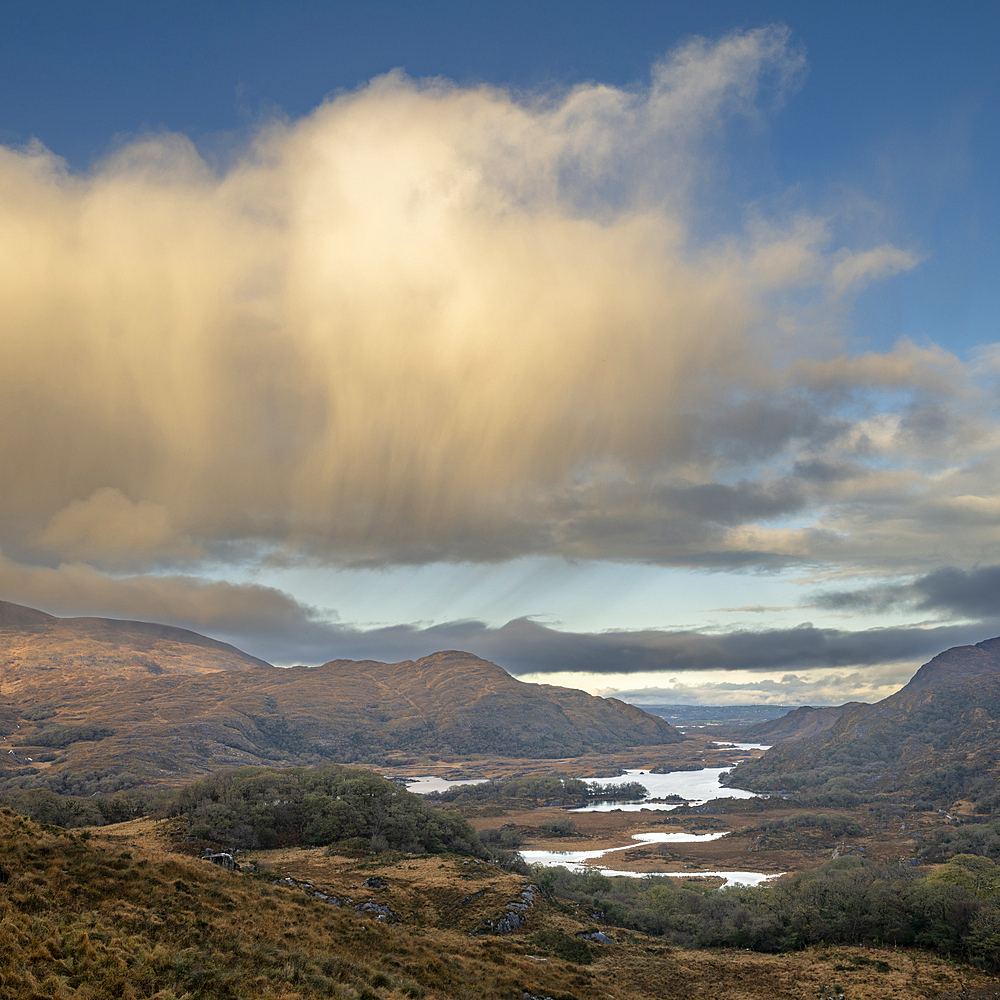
(455, 618, 984, 676)
(658, 480, 807, 525)
(814, 564, 1000, 622)
(225, 614, 985, 677)
(9, 553, 988, 676)
(698, 398, 846, 463)
(914, 565, 1000, 619)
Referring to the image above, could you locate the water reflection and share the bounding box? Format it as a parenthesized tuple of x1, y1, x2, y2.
(396, 765, 764, 808)
(578, 868, 783, 887)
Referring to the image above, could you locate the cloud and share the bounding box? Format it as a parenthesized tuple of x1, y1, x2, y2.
(915, 566, 1000, 619)
(815, 564, 1000, 622)
(604, 667, 915, 707)
(5, 535, 992, 692)
(0, 549, 336, 656)
(211, 607, 986, 677)
(441, 617, 984, 677)
(36, 487, 202, 567)
(828, 245, 919, 298)
(712, 605, 799, 613)
(1, 25, 958, 586)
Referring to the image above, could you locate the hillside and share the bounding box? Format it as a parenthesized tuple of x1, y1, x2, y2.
(0, 605, 682, 788)
(4, 809, 993, 1000)
(0, 806, 559, 1000)
(0, 599, 270, 695)
(719, 703, 862, 744)
(306, 651, 681, 757)
(728, 636, 1000, 809)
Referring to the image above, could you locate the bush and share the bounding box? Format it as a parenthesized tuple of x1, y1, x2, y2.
(533, 856, 1000, 967)
(479, 827, 525, 849)
(530, 929, 593, 964)
(540, 819, 579, 836)
(159, 764, 486, 857)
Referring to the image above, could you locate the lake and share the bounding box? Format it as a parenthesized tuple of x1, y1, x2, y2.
(571, 767, 761, 811)
(396, 775, 490, 794)
(398, 764, 778, 886)
(398, 758, 767, 808)
(522, 832, 782, 887)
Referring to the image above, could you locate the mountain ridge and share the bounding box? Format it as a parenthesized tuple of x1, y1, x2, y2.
(721, 702, 864, 744)
(728, 634, 1000, 809)
(0, 598, 272, 695)
(0, 602, 682, 787)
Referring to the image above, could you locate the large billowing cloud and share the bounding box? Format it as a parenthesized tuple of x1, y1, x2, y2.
(1, 28, 928, 570)
(2, 26, 998, 684)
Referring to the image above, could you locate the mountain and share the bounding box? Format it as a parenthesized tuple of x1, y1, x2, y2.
(720, 703, 863, 744)
(0, 603, 681, 787)
(0, 599, 270, 695)
(728, 636, 1000, 809)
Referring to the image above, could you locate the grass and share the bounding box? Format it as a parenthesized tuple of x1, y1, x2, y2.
(3, 809, 998, 999)
(0, 809, 578, 1000)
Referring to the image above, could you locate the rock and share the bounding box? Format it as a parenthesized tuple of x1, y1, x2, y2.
(470, 881, 540, 935)
(577, 931, 613, 944)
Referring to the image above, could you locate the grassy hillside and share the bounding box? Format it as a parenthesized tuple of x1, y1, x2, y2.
(0, 599, 270, 695)
(729, 638, 1000, 810)
(0, 807, 540, 1000)
(3, 806, 999, 1000)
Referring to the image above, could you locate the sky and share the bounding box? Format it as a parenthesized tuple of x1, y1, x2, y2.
(2, 1, 999, 706)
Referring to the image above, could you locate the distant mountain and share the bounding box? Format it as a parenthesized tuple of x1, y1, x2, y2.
(0, 603, 681, 787)
(639, 704, 794, 728)
(721, 703, 863, 744)
(729, 637, 1000, 809)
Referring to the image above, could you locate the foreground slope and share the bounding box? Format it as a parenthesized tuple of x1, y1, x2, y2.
(730, 636, 1000, 808)
(1, 809, 994, 1000)
(0, 604, 681, 784)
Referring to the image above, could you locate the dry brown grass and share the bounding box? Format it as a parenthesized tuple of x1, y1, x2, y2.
(3, 810, 998, 999)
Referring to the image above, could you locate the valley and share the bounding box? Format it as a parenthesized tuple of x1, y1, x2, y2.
(4, 602, 1000, 997)
(7, 13, 995, 998)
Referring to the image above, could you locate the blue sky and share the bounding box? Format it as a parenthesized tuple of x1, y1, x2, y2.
(2, 2, 999, 704)
(5, 1, 997, 356)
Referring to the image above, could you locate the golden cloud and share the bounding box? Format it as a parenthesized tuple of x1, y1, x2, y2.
(0, 27, 943, 581)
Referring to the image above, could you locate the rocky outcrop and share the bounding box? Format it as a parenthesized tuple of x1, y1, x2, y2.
(472, 881, 540, 935)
